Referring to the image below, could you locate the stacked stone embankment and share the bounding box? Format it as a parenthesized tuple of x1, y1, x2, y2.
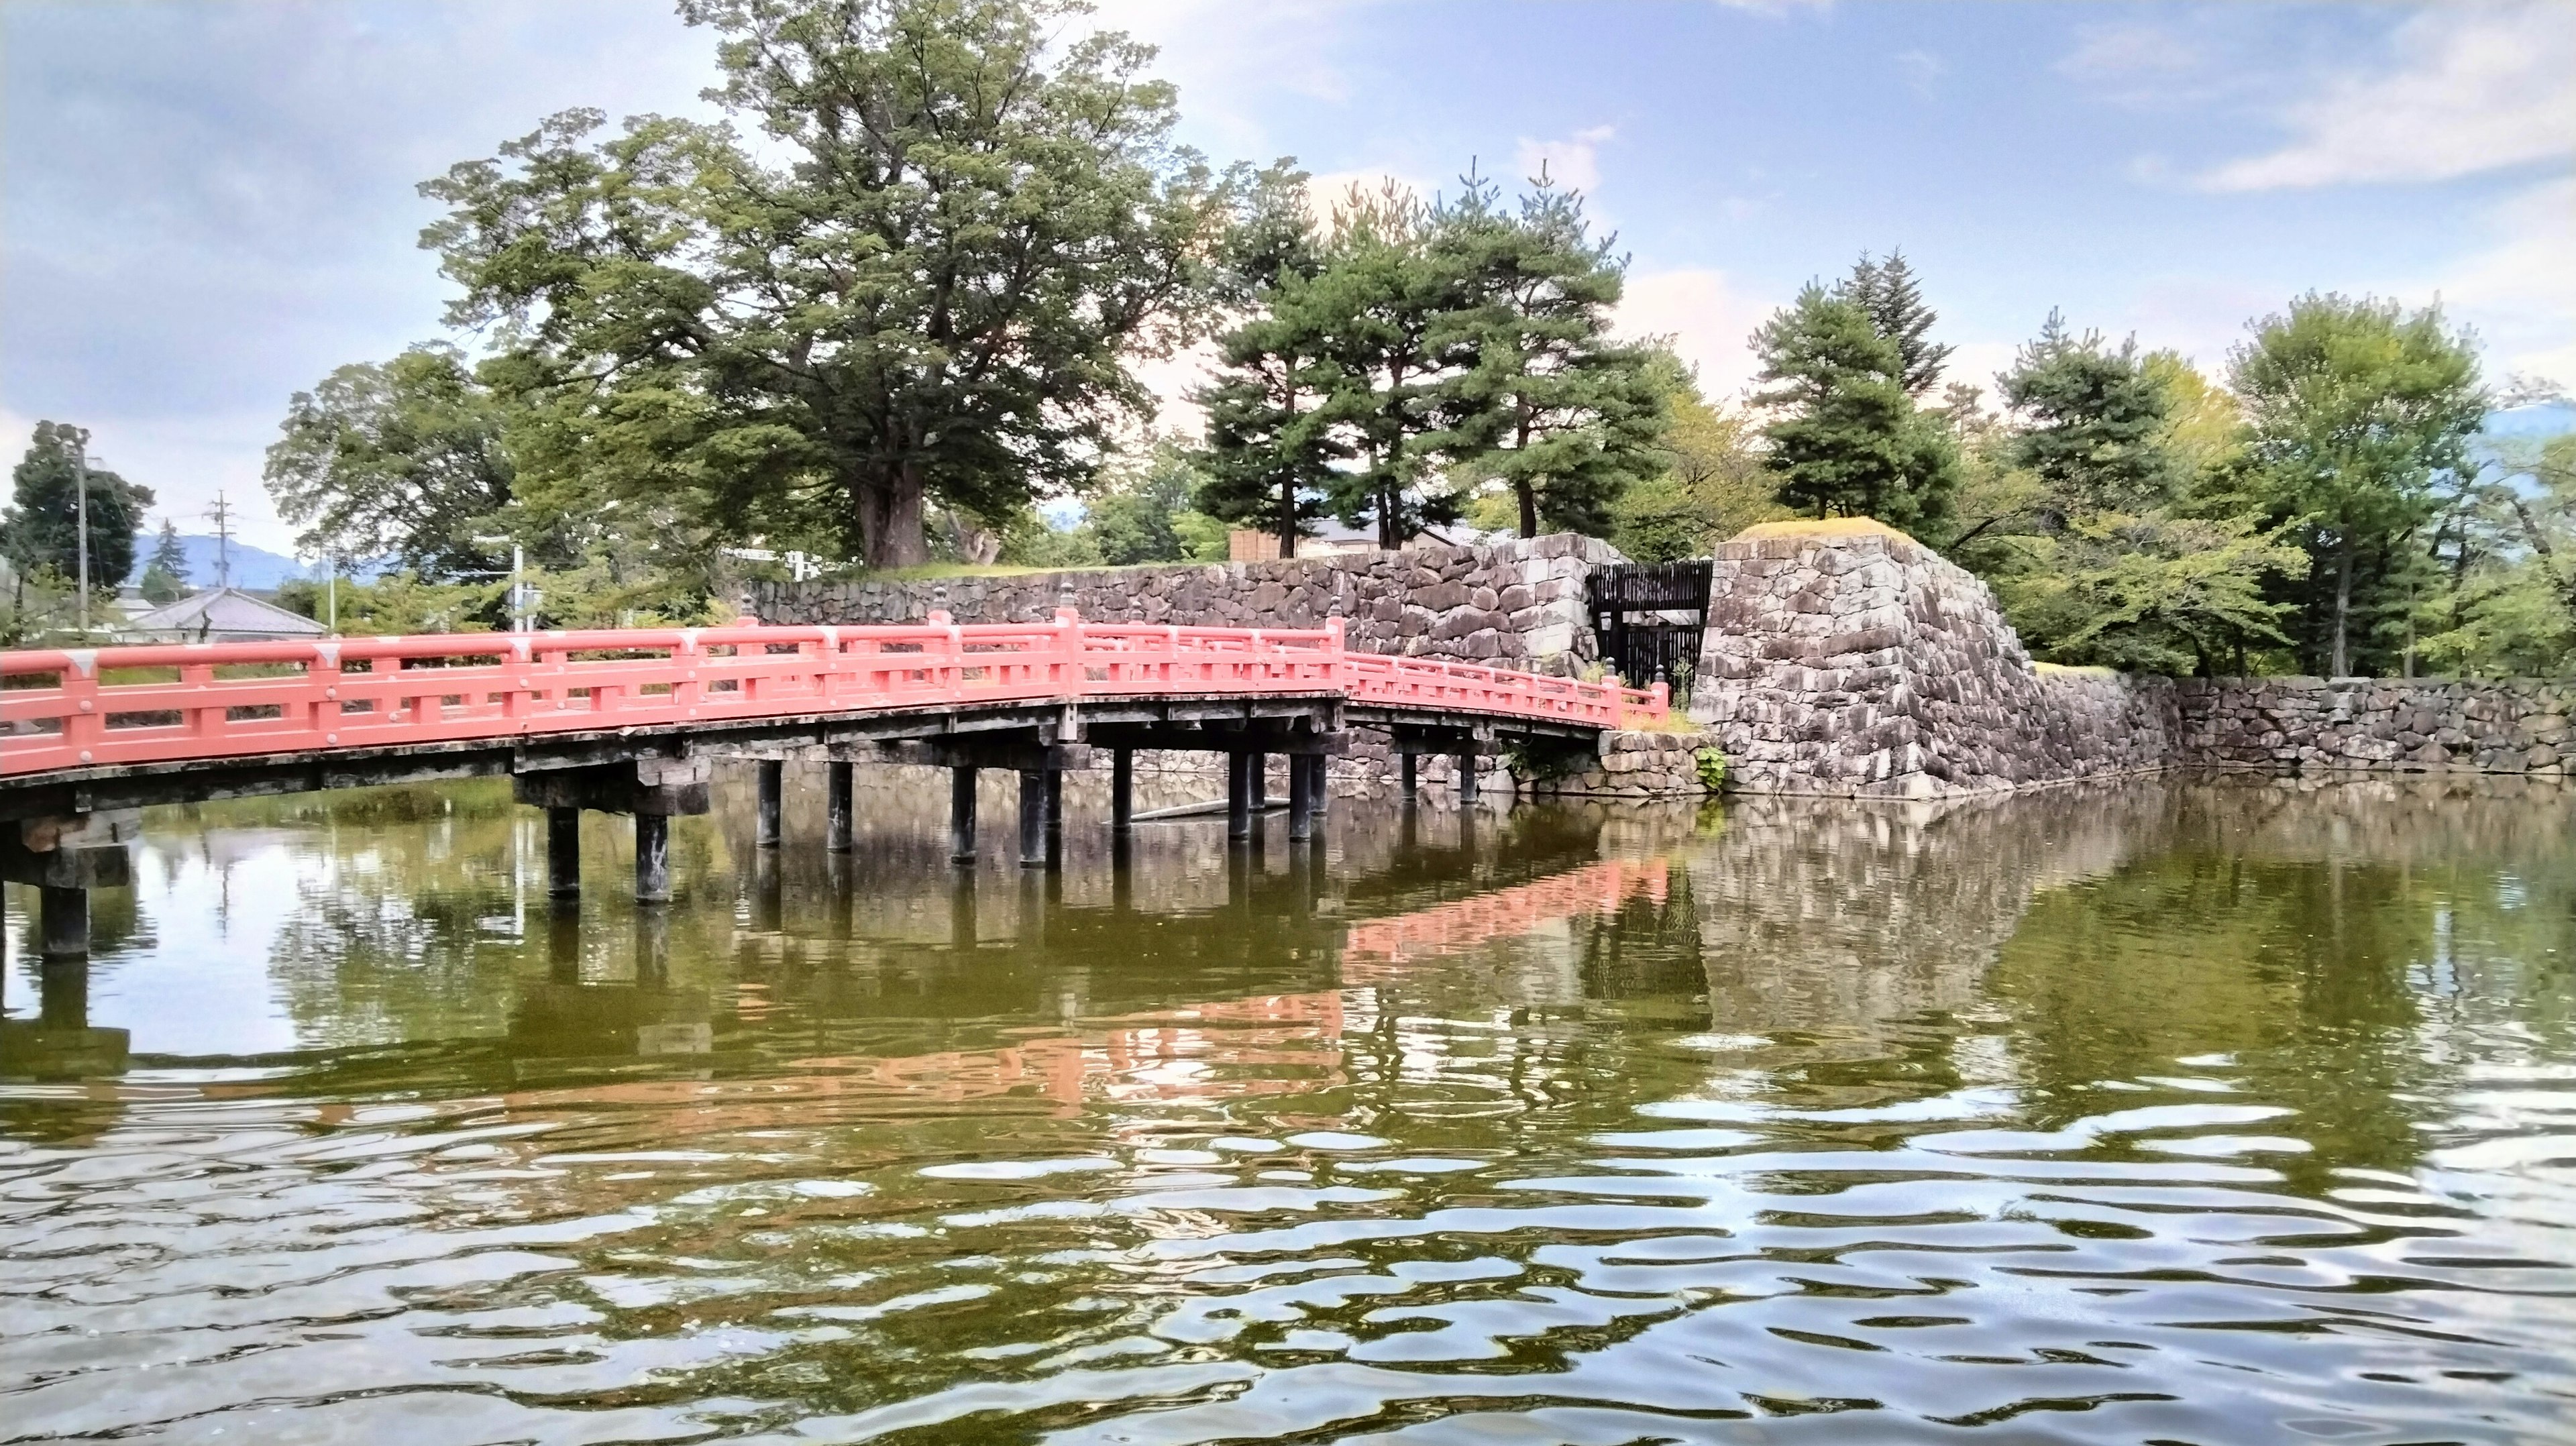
(1690, 519, 2178, 797)
(1524, 730, 1719, 799)
(2176, 677, 2575, 777)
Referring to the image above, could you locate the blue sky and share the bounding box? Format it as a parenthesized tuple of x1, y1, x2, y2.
(3, 0, 2568, 552)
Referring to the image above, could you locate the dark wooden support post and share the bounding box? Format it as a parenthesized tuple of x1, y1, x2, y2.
(1287, 753, 1316, 843)
(546, 806, 582, 898)
(950, 766, 979, 864)
(1248, 752, 1268, 812)
(1311, 754, 1330, 818)
(1044, 767, 1064, 869)
(1456, 751, 1478, 803)
(1110, 748, 1134, 832)
(1226, 752, 1253, 842)
(509, 762, 706, 905)
(826, 761, 855, 853)
(38, 887, 87, 958)
(1401, 751, 1417, 801)
(1018, 769, 1047, 868)
(635, 814, 672, 903)
(755, 759, 784, 848)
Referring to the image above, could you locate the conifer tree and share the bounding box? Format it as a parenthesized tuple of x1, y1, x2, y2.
(139, 520, 191, 603)
(1998, 311, 2184, 513)
(1193, 177, 1344, 555)
(1430, 171, 1662, 539)
(1843, 251, 1951, 398)
(1747, 283, 1959, 532)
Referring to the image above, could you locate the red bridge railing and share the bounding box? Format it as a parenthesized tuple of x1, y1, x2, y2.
(2, 612, 1666, 776)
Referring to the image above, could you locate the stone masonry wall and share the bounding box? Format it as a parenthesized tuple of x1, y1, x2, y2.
(1690, 519, 2180, 797)
(747, 533, 1622, 671)
(2176, 677, 2575, 778)
(1690, 517, 2575, 796)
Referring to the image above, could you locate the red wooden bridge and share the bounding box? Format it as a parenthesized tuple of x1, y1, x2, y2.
(3, 612, 1663, 954)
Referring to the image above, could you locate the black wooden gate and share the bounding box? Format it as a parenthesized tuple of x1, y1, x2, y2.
(1587, 560, 1713, 693)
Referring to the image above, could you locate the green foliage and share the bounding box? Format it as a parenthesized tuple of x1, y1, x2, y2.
(2227, 292, 2486, 676)
(1309, 181, 1468, 546)
(1843, 251, 1952, 398)
(421, 0, 1253, 569)
(1694, 746, 1727, 793)
(1, 421, 154, 592)
(1086, 442, 1226, 564)
(1750, 278, 1960, 534)
(1998, 312, 2185, 513)
(1988, 510, 2305, 674)
(274, 572, 506, 636)
(264, 344, 513, 578)
(1609, 351, 1782, 561)
(1191, 168, 1347, 556)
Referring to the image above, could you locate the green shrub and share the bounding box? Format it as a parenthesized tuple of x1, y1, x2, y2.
(1694, 746, 1728, 793)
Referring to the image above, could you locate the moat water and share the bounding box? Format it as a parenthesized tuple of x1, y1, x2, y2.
(4, 770, 2575, 1443)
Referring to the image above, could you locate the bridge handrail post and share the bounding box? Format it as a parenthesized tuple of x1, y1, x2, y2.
(307, 642, 342, 745)
(1054, 606, 1080, 700)
(1324, 616, 1344, 693)
(1648, 679, 1670, 724)
(57, 649, 103, 765)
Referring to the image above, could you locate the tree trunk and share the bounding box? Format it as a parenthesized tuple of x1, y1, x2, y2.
(857, 463, 930, 569)
(1277, 472, 1297, 559)
(2330, 533, 2353, 677)
(1516, 481, 1537, 539)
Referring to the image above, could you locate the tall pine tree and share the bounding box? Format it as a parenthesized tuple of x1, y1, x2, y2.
(1998, 311, 2185, 513)
(1193, 175, 1344, 555)
(1747, 283, 1959, 532)
(1430, 171, 1662, 539)
(1843, 251, 1951, 398)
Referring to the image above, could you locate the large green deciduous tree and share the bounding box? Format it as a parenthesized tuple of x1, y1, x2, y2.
(1748, 281, 1959, 532)
(421, 0, 1252, 569)
(264, 344, 515, 578)
(1, 421, 154, 592)
(1432, 173, 1663, 539)
(2228, 293, 2485, 677)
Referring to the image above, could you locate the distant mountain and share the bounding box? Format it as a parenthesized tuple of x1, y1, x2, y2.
(136, 535, 312, 591)
(2483, 401, 2575, 442)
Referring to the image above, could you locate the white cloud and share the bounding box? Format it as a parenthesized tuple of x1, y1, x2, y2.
(1615, 268, 1779, 403)
(1893, 50, 1945, 99)
(2059, 22, 2205, 80)
(2425, 177, 2576, 388)
(2204, 3, 2576, 190)
(1515, 126, 1616, 194)
(1090, 0, 1371, 156)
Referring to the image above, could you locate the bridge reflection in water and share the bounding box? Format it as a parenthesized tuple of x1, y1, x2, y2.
(6, 774, 2576, 1444)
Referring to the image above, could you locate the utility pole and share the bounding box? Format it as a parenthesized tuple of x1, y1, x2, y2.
(72, 437, 91, 638)
(207, 493, 233, 590)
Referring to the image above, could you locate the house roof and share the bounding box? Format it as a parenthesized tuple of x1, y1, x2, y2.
(122, 586, 327, 640)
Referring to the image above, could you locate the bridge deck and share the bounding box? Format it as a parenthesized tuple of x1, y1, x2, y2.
(3, 614, 1663, 815)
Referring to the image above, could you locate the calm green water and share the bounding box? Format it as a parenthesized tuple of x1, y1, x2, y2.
(5, 770, 2575, 1444)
